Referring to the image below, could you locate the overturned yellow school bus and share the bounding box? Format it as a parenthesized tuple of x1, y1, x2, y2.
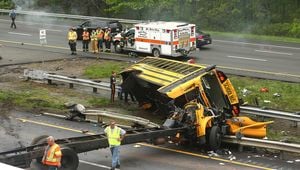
(120, 57, 272, 149)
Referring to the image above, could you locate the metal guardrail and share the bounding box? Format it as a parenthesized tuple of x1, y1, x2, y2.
(223, 135, 300, 154)
(24, 69, 300, 123)
(0, 9, 141, 24)
(241, 106, 300, 122)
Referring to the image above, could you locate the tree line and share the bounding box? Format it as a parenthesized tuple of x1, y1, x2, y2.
(1, 0, 300, 38)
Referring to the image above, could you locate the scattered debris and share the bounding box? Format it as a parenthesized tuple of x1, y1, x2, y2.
(228, 155, 236, 161)
(133, 144, 141, 148)
(263, 100, 271, 103)
(254, 155, 261, 158)
(273, 93, 281, 97)
(241, 88, 251, 97)
(260, 87, 269, 92)
(208, 151, 219, 157)
(81, 129, 89, 134)
(247, 156, 251, 159)
(219, 163, 225, 166)
(295, 159, 300, 162)
(286, 160, 294, 163)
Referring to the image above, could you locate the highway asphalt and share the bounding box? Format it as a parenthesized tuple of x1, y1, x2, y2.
(1, 111, 299, 170)
(0, 16, 299, 82)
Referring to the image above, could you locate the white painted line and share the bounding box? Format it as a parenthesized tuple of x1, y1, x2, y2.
(254, 49, 293, 56)
(227, 55, 267, 62)
(40, 28, 63, 32)
(8, 32, 32, 36)
(79, 160, 111, 169)
(214, 39, 300, 50)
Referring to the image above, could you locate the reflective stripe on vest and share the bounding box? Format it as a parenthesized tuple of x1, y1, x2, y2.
(45, 144, 62, 166)
(107, 127, 121, 146)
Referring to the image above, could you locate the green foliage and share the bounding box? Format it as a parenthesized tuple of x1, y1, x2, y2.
(83, 61, 129, 79)
(87, 97, 110, 107)
(0, 0, 14, 9)
(230, 76, 300, 112)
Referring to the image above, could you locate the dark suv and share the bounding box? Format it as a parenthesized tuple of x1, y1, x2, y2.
(75, 20, 123, 40)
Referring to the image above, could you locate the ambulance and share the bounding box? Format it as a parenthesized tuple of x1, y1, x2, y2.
(113, 21, 196, 57)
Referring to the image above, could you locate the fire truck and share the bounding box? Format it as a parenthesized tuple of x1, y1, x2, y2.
(113, 21, 196, 57)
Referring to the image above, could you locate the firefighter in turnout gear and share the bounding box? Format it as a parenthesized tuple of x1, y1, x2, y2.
(104, 120, 126, 170)
(90, 30, 98, 54)
(42, 136, 62, 170)
(82, 28, 90, 52)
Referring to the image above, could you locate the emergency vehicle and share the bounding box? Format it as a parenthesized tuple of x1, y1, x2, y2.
(113, 21, 196, 57)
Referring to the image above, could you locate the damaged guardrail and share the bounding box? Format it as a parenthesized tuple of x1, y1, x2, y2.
(24, 69, 300, 123)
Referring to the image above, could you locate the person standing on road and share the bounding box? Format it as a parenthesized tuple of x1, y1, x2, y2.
(68, 27, 78, 55)
(96, 27, 104, 52)
(105, 120, 126, 170)
(90, 29, 98, 54)
(42, 136, 62, 170)
(9, 9, 17, 29)
(82, 28, 90, 52)
(104, 28, 112, 52)
(110, 71, 117, 103)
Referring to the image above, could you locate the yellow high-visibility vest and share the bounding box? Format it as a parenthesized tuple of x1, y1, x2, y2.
(107, 127, 121, 146)
(68, 31, 77, 41)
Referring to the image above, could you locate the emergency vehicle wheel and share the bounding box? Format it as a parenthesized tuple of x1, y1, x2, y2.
(61, 147, 79, 170)
(114, 41, 123, 53)
(209, 126, 222, 150)
(152, 49, 160, 57)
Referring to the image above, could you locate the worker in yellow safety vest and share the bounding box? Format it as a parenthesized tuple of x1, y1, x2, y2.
(104, 28, 111, 52)
(67, 27, 78, 55)
(42, 136, 62, 170)
(104, 120, 126, 170)
(82, 28, 90, 52)
(90, 29, 98, 54)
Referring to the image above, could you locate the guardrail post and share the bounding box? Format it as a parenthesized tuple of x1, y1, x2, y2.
(93, 88, 97, 93)
(238, 144, 243, 152)
(47, 79, 52, 85)
(279, 150, 285, 160)
(69, 83, 74, 88)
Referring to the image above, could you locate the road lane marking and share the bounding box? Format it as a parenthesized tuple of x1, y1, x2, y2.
(17, 117, 272, 170)
(214, 39, 300, 50)
(8, 32, 32, 36)
(39, 28, 63, 32)
(0, 39, 68, 50)
(254, 49, 293, 56)
(79, 160, 111, 169)
(227, 55, 267, 62)
(16, 118, 95, 135)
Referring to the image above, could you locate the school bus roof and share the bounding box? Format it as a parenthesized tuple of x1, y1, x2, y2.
(135, 21, 195, 30)
(121, 57, 215, 98)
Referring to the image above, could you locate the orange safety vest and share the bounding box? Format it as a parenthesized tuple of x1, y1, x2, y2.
(82, 31, 90, 40)
(43, 143, 62, 166)
(97, 30, 104, 39)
